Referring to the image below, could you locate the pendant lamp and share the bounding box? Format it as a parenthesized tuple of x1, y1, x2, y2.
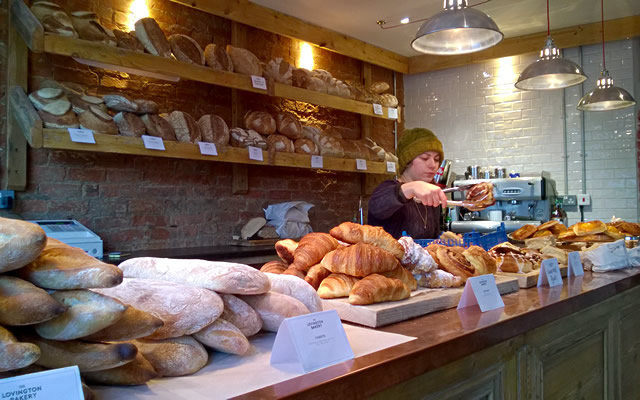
(577, 0, 636, 111)
(515, 0, 587, 90)
(411, 0, 503, 55)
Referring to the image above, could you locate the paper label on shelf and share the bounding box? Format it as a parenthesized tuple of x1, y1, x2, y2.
(387, 107, 398, 119)
(567, 251, 584, 277)
(198, 141, 218, 156)
(251, 75, 267, 90)
(356, 159, 367, 170)
(311, 155, 323, 169)
(457, 274, 504, 312)
(248, 146, 264, 161)
(270, 310, 354, 373)
(386, 161, 396, 173)
(141, 135, 165, 151)
(538, 258, 563, 287)
(68, 128, 95, 144)
(0, 366, 84, 400)
(372, 103, 383, 115)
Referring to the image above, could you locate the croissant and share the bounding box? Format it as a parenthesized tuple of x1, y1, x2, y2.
(282, 266, 306, 279)
(291, 233, 338, 272)
(317, 273, 360, 299)
(321, 242, 400, 277)
(329, 222, 404, 260)
(260, 260, 288, 274)
(414, 269, 464, 288)
(304, 264, 332, 290)
(436, 247, 475, 281)
(275, 239, 298, 264)
(381, 266, 417, 291)
(348, 274, 410, 305)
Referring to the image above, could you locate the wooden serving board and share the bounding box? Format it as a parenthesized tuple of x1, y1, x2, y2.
(321, 275, 520, 328)
(497, 264, 568, 288)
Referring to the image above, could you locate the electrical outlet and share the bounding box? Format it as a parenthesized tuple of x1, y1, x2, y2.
(0, 190, 15, 209)
(577, 193, 591, 206)
(562, 195, 577, 206)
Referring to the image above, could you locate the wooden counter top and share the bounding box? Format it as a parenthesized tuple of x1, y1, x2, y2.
(233, 268, 640, 399)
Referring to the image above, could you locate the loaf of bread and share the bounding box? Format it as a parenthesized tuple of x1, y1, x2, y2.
(93, 278, 223, 339)
(16, 247, 123, 289)
(70, 94, 106, 114)
(204, 43, 234, 71)
(198, 114, 229, 146)
(239, 291, 310, 332)
(381, 266, 418, 291)
(321, 242, 401, 277)
(275, 112, 302, 139)
(226, 45, 262, 76)
(141, 114, 176, 141)
(317, 273, 360, 299)
(118, 257, 271, 295)
(348, 274, 410, 305)
(265, 272, 322, 312)
(0, 326, 41, 373)
(304, 264, 331, 290)
(0, 217, 47, 273)
(79, 106, 118, 134)
(291, 232, 339, 272)
(103, 94, 138, 112)
(35, 289, 127, 340)
(38, 108, 80, 129)
(81, 353, 159, 386)
(378, 93, 398, 108)
(193, 319, 250, 355)
(31, 2, 77, 37)
(301, 127, 344, 157)
(131, 336, 208, 376)
(168, 111, 201, 143)
(0, 276, 66, 326)
(114, 112, 146, 137)
(168, 34, 205, 65)
(220, 294, 263, 337)
(134, 18, 171, 58)
(230, 128, 268, 149)
(294, 138, 319, 155)
(113, 29, 144, 52)
(133, 99, 159, 114)
(275, 239, 298, 264)
(244, 110, 276, 136)
(71, 11, 112, 43)
(330, 222, 405, 260)
(369, 81, 390, 94)
(260, 260, 288, 274)
(266, 134, 294, 152)
(83, 305, 164, 342)
(263, 58, 293, 85)
(28, 88, 67, 111)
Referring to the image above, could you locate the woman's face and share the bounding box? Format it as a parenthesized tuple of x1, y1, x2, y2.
(404, 151, 441, 183)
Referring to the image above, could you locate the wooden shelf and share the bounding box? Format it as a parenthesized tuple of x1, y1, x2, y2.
(42, 130, 393, 175)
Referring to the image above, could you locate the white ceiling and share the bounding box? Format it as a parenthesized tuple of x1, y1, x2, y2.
(250, 0, 640, 57)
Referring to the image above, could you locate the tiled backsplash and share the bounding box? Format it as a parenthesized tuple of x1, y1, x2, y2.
(405, 39, 639, 224)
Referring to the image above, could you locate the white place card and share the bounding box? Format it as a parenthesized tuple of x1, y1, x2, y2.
(457, 274, 504, 312)
(386, 161, 396, 173)
(0, 366, 84, 400)
(198, 141, 218, 156)
(141, 135, 165, 151)
(372, 103, 383, 115)
(356, 158, 367, 170)
(311, 155, 323, 169)
(538, 258, 563, 287)
(68, 128, 95, 144)
(270, 310, 354, 373)
(251, 75, 267, 90)
(387, 107, 398, 119)
(567, 251, 584, 277)
(248, 146, 264, 161)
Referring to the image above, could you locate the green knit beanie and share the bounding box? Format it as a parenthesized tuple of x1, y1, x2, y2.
(397, 128, 444, 173)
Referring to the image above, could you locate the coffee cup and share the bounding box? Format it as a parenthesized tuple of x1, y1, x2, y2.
(488, 210, 503, 222)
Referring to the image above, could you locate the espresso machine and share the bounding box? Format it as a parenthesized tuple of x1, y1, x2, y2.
(449, 172, 556, 234)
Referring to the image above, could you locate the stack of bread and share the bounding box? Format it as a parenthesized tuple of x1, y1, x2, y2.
(0, 216, 315, 391)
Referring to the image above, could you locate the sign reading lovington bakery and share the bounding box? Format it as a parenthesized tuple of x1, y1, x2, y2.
(0, 366, 84, 400)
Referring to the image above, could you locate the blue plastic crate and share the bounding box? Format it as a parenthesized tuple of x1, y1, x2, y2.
(406, 223, 508, 251)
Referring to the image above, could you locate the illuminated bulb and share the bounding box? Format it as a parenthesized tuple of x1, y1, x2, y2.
(298, 42, 314, 70)
(400, 17, 410, 24)
(128, 0, 149, 31)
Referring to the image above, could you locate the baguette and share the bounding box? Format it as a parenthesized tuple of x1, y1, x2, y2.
(193, 318, 250, 355)
(0, 217, 47, 273)
(83, 306, 164, 342)
(0, 326, 41, 373)
(265, 272, 322, 312)
(0, 276, 66, 326)
(220, 294, 262, 337)
(81, 353, 159, 386)
(239, 291, 310, 332)
(131, 336, 208, 377)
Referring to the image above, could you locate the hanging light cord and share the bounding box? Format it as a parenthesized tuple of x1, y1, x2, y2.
(601, 0, 606, 70)
(546, 0, 550, 36)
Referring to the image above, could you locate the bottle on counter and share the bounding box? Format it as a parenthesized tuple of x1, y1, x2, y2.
(551, 199, 568, 225)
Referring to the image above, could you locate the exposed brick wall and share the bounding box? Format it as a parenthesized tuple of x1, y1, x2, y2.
(0, 0, 401, 251)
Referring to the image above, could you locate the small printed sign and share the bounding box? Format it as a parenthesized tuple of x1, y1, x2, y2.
(198, 141, 218, 156)
(457, 274, 504, 312)
(270, 310, 354, 373)
(311, 155, 323, 169)
(248, 146, 264, 161)
(141, 135, 165, 151)
(386, 161, 397, 173)
(372, 103, 383, 115)
(251, 75, 268, 90)
(68, 128, 95, 144)
(567, 251, 584, 277)
(356, 159, 367, 170)
(0, 366, 84, 400)
(387, 107, 398, 119)
(538, 258, 563, 287)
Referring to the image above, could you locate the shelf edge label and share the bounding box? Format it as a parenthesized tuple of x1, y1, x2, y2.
(251, 75, 268, 90)
(141, 135, 166, 151)
(248, 146, 264, 161)
(311, 155, 323, 169)
(68, 128, 95, 144)
(372, 103, 383, 115)
(356, 158, 367, 170)
(386, 161, 396, 173)
(387, 108, 398, 119)
(198, 141, 218, 156)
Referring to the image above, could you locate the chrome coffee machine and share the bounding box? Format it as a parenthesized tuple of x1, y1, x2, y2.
(449, 172, 556, 234)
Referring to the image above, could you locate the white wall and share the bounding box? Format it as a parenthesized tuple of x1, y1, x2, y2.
(404, 39, 639, 224)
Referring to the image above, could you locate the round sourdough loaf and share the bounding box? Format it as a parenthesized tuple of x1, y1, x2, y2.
(113, 29, 144, 52)
(168, 111, 201, 143)
(71, 11, 111, 43)
(114, 112, 146, 137)
(204, 43, 233, 71)
(263, 57, 293, 85)
(134, 17, 171, 58)
(275, 112, 302, 139)
(266, 134, 294, 152)
(70, 94, 106, 114)
(294, 138, 318, 155)
(141, 114, 176, 141)
(169, 34, 205, 65)
(103, 94, 138, 112)
(198, 114, 229, 146)
(226, 45, 262, 76)
(243, 110, 276, 135)
(133, 98, 159, 114)
(79, 106, 118, 134)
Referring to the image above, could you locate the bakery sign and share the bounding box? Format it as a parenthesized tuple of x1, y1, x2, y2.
(0, 366, 84, 400)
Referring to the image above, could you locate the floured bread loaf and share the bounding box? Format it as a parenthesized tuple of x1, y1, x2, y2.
(114, 112, 146, 137)
(131, 336, 208, 376)
(169, 34, 204, 65)
(71, 11, 112, 43)
(226, 45, 262, 76)
(83, 305, 164, 342)
(193, 319, 250, 355)
(134, 18, 171, 58)
(230, 128, 268, 149)
(113, 29, 144, 52)
(81, 353, 158, 386)
(79, 106, 118, 134)
(244, 110, 276, 135)
(198, 114, 229, 146)
(0, 326, 41, 373)
(141, 114, 176, 141)
(0, 217, 47, 273)
(220, 294, 263, 337)
(0, 276, 66, 326)
(31, 2, 77, 37)
(275, 112, 302, 139)
(204, 43, 233, 71)
(266, 134, 294, 152)
(263, 58, 293, 85)
(240, 291, 310, 332)
(168, 111, 201, 143)
(103, 94, 138, 113)
(301, 126, 344, 157)
(294, 138, 319, 155)
(265, 272, 322, 312)
(70, 94, 106, 114)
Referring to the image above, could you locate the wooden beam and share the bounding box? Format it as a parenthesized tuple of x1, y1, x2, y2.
(10, 0, 44, 52)
(169, 0, 409, 74)
(8, 86, 43, 148)
(409, 15, 640, 74)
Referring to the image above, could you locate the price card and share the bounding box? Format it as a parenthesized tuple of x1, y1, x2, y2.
(248, 146, 264, 161)
(141, 135, 165, 151)
(387, 107, 398, 119)
(386, 161, 397, 173)
(198, 141, 218, 156)
(251, 75, 267, 90)
(457, 274, 504, 312)
(270, 310, 354, 373)
(538, 258, 563, 287)
(356, 158, 367, 170)
(311, 155, 323, 169)
(372, 103, 383, 115)
(68, 128, 95, 144)
(0, 366, 84, 400)
(567, 251, 584, 277)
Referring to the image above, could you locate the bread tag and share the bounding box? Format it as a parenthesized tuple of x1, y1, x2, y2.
(248, 146, 263, 161)
(141, 135, 165, 151)
(387, 107, 398, 119)
(356, 158, 367, 170)
(311, 155, 323, 169)
(250, 75, 267, 90)
(386, 161, 396, 173)
(68, 128, 95, 144)
(567, 251, 584, 277)
(457, 274, 504, 312)
(537, 258, 563, 287)
(0, 366, 84, 400)
(198, 141, 218, 156)
(372, 103, 383, 115)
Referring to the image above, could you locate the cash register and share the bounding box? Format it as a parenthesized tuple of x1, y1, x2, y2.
(29, 219, 103, 258)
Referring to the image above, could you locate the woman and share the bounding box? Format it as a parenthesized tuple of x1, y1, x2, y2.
(368, 128, 447, 239)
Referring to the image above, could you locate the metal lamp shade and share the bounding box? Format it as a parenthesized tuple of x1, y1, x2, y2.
(577, 71, 636, 111)
(411, 7, 503, 55)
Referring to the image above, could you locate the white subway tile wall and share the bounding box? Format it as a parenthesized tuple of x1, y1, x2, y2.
(405, 39, 639, 225)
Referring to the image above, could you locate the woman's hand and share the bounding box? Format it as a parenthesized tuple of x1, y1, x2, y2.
(401, 181, 448, 207)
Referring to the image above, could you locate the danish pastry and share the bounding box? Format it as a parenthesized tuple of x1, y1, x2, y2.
(435, 247, 475, 280)
(511, 224, 537, 240)
(573, 220, 606, 236)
